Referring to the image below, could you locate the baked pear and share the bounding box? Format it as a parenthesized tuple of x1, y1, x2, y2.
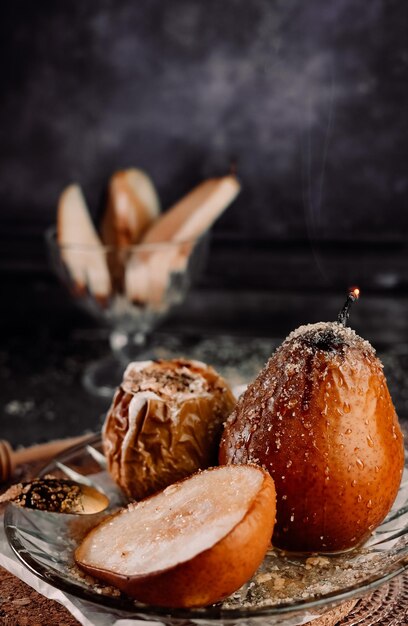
(220, 321, 404, 553)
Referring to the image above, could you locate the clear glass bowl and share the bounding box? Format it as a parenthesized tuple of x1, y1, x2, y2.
(45, 228, 207, 397)
(4, 435, 408, 626)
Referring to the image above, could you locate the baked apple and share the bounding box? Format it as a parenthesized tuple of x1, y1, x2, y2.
(219, 320, 404, 553)
(75, 464, 276, 608)
(103, 359, 236, 500)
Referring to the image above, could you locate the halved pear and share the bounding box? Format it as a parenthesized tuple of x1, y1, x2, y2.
(75, 464, 276, 608)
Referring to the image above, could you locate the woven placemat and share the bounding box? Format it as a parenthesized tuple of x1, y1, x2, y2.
(1, 569, 407, 625)
(312, 571, 408, 625)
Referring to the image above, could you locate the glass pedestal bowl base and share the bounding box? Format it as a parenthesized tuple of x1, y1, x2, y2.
(83, 353, 154, 398)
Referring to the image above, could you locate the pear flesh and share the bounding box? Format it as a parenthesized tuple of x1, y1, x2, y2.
(75, 465, 276, 607)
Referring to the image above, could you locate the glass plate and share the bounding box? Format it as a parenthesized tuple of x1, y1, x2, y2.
(4, 434, 408, 626)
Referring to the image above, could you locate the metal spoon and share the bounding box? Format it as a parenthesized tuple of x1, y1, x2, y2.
(0, 477, 109, 515)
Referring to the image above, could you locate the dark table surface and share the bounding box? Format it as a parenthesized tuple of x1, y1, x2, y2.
(2, 289, 408, 448)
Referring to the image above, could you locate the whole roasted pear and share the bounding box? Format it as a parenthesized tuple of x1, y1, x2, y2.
(219, 320, 404, 553)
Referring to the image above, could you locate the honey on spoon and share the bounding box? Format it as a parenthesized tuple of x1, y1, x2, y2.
(0, 477, 109, 515)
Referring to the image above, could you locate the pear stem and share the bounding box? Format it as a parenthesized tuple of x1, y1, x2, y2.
(337, 288, 360, 327)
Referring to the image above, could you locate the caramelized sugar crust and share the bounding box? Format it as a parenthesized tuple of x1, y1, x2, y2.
(220, 322, 405, 552)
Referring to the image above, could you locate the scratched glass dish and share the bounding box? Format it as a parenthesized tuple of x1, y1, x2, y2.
(4, 435, 408, 626)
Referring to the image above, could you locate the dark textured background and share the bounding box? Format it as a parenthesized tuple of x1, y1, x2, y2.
(0, 0, 408, 329)
(1, 1, 408, 444)
(1, 3, 408, 237)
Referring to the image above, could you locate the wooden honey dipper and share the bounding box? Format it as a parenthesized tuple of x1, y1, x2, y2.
(0, 434, 91, 484)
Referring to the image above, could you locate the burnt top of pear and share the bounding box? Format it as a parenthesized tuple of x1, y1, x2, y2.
(221, 321, 385, 467)
(282, 321, 376, 359)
